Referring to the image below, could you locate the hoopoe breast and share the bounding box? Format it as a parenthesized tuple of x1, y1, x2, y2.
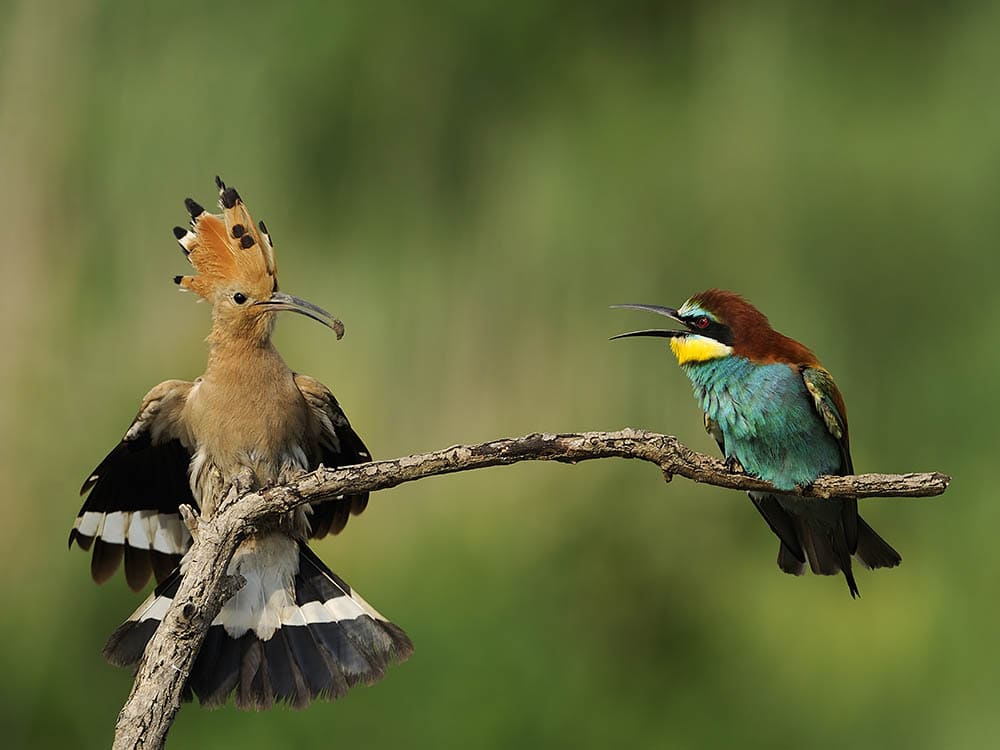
(182, 362, 315, 520)
(188, 442, 312, 521)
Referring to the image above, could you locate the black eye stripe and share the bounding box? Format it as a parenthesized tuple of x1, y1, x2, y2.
(683, 315, 733, 345)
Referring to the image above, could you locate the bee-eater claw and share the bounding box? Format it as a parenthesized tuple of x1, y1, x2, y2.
(724, 456, 745, 474)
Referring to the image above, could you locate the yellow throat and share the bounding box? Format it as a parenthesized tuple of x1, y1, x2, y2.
(669, 335, 733, 365)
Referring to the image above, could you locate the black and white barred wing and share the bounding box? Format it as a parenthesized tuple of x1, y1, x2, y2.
(70, 379, 196, 591)
(294, 374, 373, 538)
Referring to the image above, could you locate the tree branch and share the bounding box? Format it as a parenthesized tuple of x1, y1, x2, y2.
(111, 429, 950, 749)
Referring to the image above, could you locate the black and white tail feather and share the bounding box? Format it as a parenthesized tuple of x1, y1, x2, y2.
(105, 542, 412, 710)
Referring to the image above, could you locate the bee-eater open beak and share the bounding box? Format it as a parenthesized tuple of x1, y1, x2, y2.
(255, 292, 345, 339)
(609, 303, 687, 340)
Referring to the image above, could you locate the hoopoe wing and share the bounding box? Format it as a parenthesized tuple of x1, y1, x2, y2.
(71, 379, 195, 591)
(294, 374, 373, 538)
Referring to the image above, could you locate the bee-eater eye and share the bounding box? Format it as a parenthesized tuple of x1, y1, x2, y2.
(233, 292, 248, 305)
(694, 316, 710, 329)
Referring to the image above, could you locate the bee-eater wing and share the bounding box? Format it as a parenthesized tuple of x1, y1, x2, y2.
(800, 366, 859, 551)
(800, 366, 853, 474)
(800, 365, 900, 586)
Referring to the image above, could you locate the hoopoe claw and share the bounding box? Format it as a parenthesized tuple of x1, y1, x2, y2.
(179, 504, 200, 542)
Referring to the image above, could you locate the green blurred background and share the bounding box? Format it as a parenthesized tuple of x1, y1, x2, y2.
(1, 1, 995, 747)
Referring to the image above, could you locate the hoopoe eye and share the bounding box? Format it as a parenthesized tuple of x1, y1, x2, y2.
(694, 316, 710, 329)
(233, 292, 248, 305)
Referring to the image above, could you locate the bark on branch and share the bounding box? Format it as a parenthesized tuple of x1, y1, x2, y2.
(111, 428, 950, 749)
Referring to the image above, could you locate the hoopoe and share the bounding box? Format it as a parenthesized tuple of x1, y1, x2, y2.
(70, 177, 412, 709)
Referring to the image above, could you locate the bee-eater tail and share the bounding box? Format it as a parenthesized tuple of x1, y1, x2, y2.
(792, 516, 861, 598)
(833, 525, 861, 600)
(855, 517, 902, 571)
(777, 543, 806, 576)
(754, 494, 898, 597)
(103, 538, 412, 710)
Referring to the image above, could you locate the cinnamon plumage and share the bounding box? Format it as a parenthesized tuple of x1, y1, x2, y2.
(71, 177, 411, 709)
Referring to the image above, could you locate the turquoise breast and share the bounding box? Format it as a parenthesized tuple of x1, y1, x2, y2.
(681, 356, 842, 490)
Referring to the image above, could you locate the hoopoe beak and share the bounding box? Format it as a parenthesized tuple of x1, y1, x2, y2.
(255, 292, 345, 339)
(609, 303, 688, 340)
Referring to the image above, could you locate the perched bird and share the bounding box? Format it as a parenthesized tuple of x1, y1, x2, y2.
(612, 289, 900, 597)
(70, 177, 412, 709)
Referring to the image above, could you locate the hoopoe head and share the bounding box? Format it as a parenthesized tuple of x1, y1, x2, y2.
(172, 177, 344, 342)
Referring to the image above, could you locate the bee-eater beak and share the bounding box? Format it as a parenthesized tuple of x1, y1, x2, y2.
(255, 292, 345, 339)
(609, 303, 687, 341)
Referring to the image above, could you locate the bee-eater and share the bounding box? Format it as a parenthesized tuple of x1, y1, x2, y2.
(613, 289, 900, 598)
(69, 177, 412, 709)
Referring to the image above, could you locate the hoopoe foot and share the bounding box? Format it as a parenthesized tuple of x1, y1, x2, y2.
(179, 504, 200, 542)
